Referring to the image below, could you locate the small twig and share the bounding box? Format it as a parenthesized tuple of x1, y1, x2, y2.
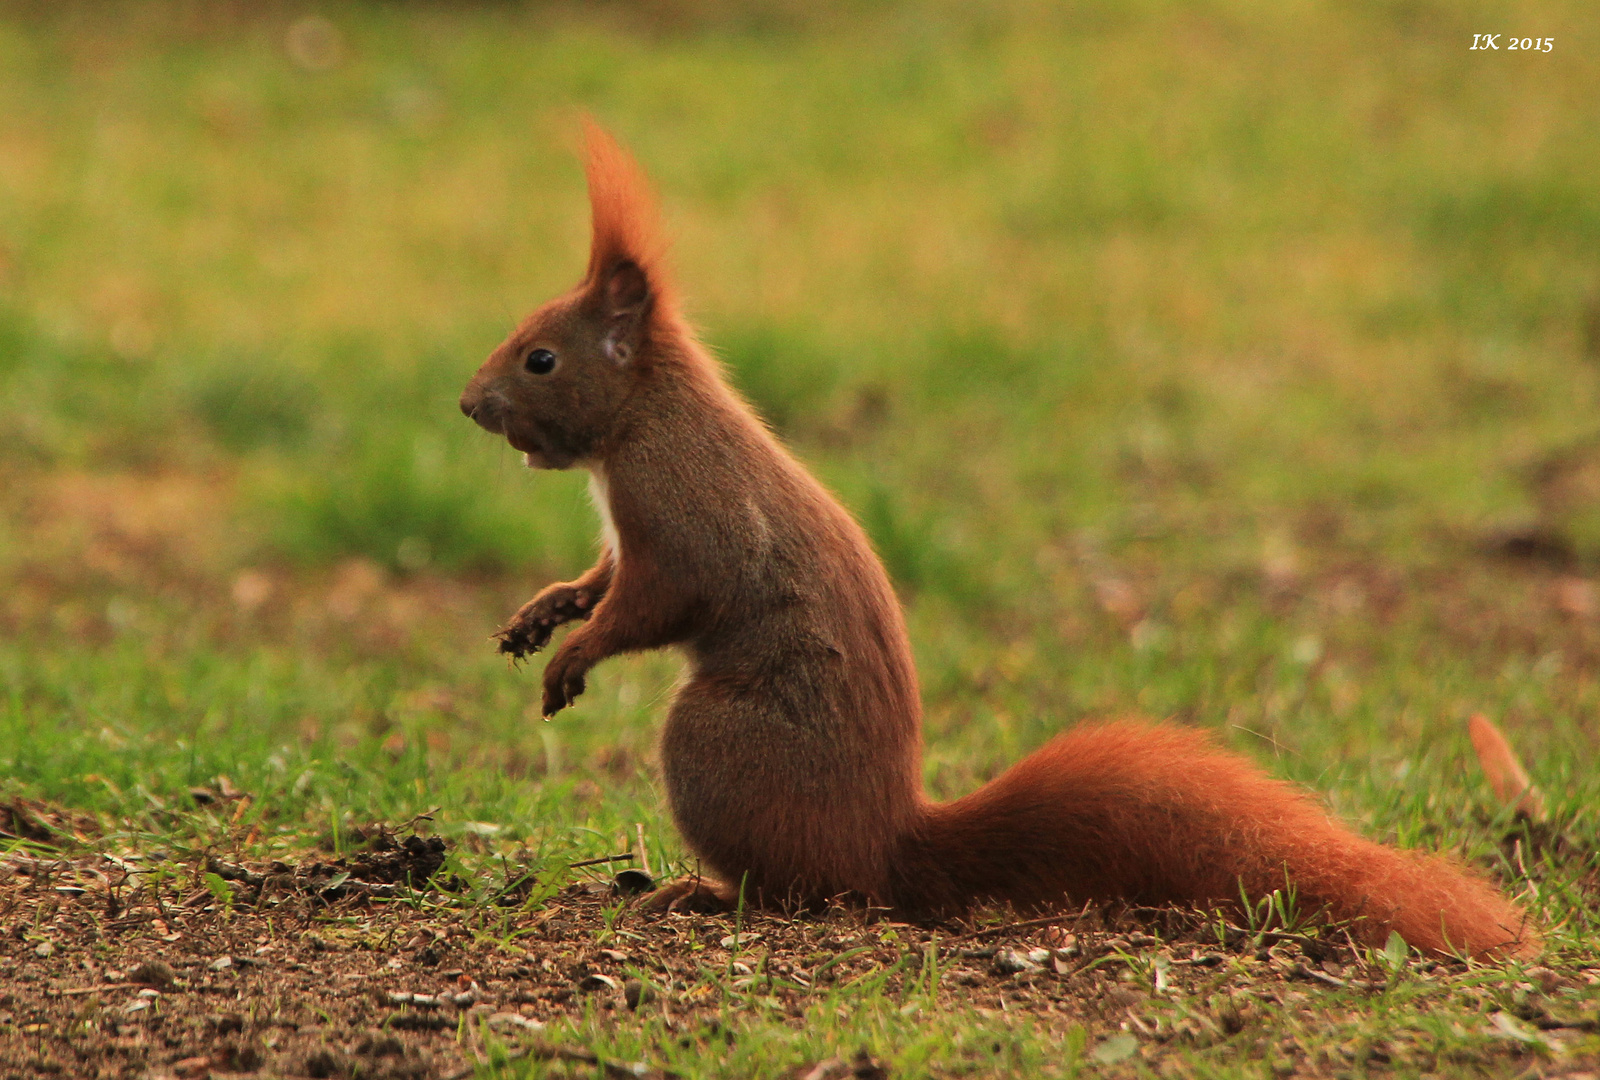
(568, 853, 635, 869)
(402, 806, 442, 831)
(52, 984, 128, 997)
(1291, 962, 1348, 988)
(943, 913, 1071, 944)
(633, 824, 651, 878)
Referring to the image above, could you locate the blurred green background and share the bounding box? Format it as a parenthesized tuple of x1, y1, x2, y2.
(0, 0, 1596, 898)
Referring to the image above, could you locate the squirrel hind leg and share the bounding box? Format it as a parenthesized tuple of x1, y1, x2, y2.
(639, 877, 738, 915)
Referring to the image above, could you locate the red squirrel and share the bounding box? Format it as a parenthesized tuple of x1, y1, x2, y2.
(458, 125, 1536, 959)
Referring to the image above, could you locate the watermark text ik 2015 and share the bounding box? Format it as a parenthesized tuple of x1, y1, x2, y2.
(1472, 35, 1553, 51)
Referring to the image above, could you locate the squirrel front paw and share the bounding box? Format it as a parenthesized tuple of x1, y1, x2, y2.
(495, 583, 598, 660)
(541, 644, 592, 717)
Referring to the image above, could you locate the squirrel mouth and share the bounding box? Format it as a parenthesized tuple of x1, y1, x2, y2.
(505, 430, 540, 456)
(505, 429, 555, 469)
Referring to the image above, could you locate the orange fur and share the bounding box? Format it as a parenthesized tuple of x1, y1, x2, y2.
(899, 722, 1534, 955)
(460, 128, 1538, 960)
(581, 121, 674, 315)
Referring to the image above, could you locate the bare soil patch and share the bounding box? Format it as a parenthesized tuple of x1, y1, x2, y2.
(2, 826, 1595, 1080)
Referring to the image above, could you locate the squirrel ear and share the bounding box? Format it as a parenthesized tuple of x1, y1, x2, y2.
(599, 259, 650, 366)
(604, 259, 650, 318)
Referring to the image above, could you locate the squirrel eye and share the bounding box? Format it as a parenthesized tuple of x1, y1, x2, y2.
(524, 348, 556, 375)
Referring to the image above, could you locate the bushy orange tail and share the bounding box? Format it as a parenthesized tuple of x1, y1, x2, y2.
(893, 721, 1536, 959)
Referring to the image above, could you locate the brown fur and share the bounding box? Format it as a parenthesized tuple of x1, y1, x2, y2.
(459, 126, 1537, 959)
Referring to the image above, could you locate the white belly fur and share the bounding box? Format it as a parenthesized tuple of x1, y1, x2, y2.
(587, 467, 621, 563)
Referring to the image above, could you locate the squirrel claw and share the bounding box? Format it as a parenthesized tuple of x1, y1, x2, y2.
(541, 651, 589, 716)
(541, 684, 579, 718)
(498, 585, 597, 661)
(494, 627, 547, 662)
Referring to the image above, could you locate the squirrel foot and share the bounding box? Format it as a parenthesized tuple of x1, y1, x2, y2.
(639, 878, 737, 914)
(541, 642, 592, 716)
(496, 584, 598, 660)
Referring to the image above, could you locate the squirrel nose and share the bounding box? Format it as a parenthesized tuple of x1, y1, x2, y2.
(459, 388, 480, 420)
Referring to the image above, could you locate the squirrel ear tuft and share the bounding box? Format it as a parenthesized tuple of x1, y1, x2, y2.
(582, 119, 670, 311)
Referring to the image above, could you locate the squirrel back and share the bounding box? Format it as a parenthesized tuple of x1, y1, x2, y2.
(460, 124, 1536, 959)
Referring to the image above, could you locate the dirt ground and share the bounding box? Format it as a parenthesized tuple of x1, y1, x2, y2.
(1, 820, 1596, 1080)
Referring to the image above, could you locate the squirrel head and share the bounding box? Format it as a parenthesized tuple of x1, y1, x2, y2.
(460, 121, 673, 469)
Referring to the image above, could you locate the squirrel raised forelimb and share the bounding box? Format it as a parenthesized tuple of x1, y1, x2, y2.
(458, 124, 1537, 959)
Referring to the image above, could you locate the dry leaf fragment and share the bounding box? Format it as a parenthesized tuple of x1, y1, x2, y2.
(1467, 714, 1547, 822)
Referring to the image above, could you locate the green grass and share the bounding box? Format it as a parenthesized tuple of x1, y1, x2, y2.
(1, 0, 1598, 1075)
